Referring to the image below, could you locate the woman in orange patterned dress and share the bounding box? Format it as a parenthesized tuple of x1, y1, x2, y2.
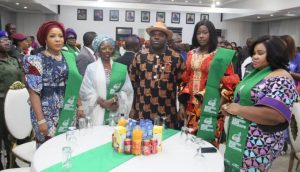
(179, 20, 239, 146)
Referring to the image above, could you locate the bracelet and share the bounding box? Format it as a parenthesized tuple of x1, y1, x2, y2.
(37, 119, 46, 125)
(77, 105, 84, 111)
(112, 96, 118, 103)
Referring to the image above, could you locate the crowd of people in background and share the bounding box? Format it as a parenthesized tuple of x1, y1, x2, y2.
(0, 19, 299, 171)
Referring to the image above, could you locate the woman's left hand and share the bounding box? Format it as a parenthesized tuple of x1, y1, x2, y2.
(221, 103, 241, 116)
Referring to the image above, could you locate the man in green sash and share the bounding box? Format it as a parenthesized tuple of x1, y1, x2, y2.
(221, 35, 298, 171)
(80, 34, 134, 126)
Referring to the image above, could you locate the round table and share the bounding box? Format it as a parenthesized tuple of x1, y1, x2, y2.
(31, 126, 224, 172)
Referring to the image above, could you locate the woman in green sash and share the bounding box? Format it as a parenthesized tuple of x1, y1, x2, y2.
(23, 21, 83, 147)
(80, 34, 133, 126)
(221, 35, 298, 171)
(179, 20, 239, 146)
(62, 28, 80, 57)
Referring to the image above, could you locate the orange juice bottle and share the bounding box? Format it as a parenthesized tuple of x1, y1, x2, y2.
(118, 116, 127, 127)
(132, 125, 142, 155)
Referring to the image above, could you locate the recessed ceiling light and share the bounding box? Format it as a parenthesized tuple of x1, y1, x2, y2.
(270, 14, 274, 17)
(15, 2, 19, 5)
(216, 1, 220, 5)
(257, 16, 261, 19)
(211, 3, 216, 8)
(171, 0, 174, 2)
(185, 0, 188, 2)
(199, 1, 202, 3)
(23, 6, 27, 9)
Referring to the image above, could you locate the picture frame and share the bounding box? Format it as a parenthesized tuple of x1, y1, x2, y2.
(201, 13, 209, 21)
(186, 13, 195, 24)
(125, 10, 135, 22)
(77, 9, 87, 20)
(110, 10, 119, 21)
(171, 12, 180, 24)
(94, 9, 103, 21)
(116, 27, 133, 41)
(156, 12, 165, 23)
(141, 11, 150, 23)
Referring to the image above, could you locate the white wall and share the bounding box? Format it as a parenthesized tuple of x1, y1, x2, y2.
(2, 5, 252, 46)
(252, 17, 300, 45)
(0, 7, 16, 30)
(16, 13, 57, 38)
(58, 5, 252, 46)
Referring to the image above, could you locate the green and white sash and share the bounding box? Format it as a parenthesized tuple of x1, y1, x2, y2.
(224, 67, 271, 171)
(197, 48, 235, 142)
(62, 44, 80, 58)
(55, 51, 82, 135)
(104, 62, 127, 124)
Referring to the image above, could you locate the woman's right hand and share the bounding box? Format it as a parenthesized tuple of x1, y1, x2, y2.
(38, 123, 48, 136)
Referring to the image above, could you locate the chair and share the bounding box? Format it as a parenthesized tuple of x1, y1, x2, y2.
(4, 82, 36, 168)
(0, 167, 30, 172)
(288, 102, 300, 172)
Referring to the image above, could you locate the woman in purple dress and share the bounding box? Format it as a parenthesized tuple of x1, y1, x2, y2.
(222, 35, 298, 171)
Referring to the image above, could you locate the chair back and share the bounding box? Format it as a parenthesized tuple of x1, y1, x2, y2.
(4, 81, 32, 139)
(289, 102, 300, 153)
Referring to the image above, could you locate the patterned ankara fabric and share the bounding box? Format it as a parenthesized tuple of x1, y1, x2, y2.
(22, 53, 70, 147)
(181, 49, 239, 133)
(129, 48, 185, 128)
(237, 76, 298, 171)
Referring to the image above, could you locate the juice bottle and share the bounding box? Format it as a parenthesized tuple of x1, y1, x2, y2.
(118, 116, 127, 127)
(132, 125, 143, 155)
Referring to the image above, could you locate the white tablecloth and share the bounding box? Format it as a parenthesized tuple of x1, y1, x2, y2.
(31, 126, 224, 172)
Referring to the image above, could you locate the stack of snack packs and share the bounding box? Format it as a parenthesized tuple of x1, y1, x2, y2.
(113, 126, 126, 153)
(153, 125, 163, 152)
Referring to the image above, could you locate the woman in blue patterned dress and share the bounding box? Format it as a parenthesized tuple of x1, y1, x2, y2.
(22, 21, 83, 147)
(221, 36, 298, 171)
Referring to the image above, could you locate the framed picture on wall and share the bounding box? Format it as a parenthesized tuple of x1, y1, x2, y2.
(110, 10, 119, 21)
(141, 11, 150, 23)
(77, 9, 87, 20)
(201, 14, 209, 21)
(186, 13, 195, 24)
(94, 9, 103, 21)
(116, 27, 133, 41)
(156, 12, 165, 23)
(125, 10, 135, 22)
(171, 12, 180, 24)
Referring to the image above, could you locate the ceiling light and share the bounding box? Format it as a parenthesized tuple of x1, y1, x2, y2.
(15, 2, 19, 5)
(270, 14, 274, 17)
(216, 1, 220, 5)
(199, 1, 202, 3)
(286, 13, 297, 17)
(211, 3, 216, 8)
(171, 0, 174, 1)
(185, 0, 188, 2)
(23, 6, 27, 9)
(257, 16, 261, 19)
